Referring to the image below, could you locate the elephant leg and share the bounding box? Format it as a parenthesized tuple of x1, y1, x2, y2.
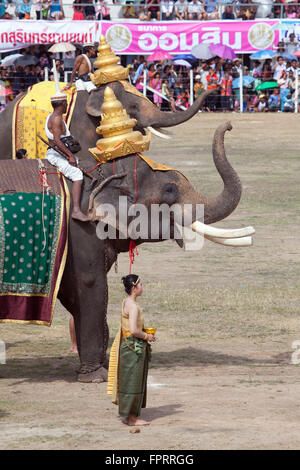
(73, 273, 109, 383)
(59, 235, 110, 383)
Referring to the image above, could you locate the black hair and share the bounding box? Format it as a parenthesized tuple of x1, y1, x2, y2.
(122, 274, 140, 295)
(16, 149, 27, 159)
(83, 46, 93, 54)
(51, 99, 67, 109)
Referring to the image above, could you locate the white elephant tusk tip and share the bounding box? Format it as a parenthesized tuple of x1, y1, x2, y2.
(147, 126, 171, 140)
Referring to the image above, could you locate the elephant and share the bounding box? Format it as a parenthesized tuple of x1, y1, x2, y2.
(0, 119, 254, 382)
(0, 87, 212, 161)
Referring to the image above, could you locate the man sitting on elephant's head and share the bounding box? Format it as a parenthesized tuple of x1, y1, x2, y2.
(45, 90, 90, 222)
(66, 44, 97, 93)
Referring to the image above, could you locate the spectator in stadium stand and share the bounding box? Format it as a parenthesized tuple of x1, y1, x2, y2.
(168, 64, 178, 89)
(95, 0, 111, 20)
(272, 56, 286, 81)
(139, 0, 160, 21)
(73, 0, 85, 19)
(33, 0, 43, 19)
(252, 71, 261, 90)
(39, 52, 50, 69)
(84, 0, 96, 18)
(287, 69, 295, 92)
(231, 59, 242, 79)
(286, 4, 297, 19)
(0, 0, 12, 19)
(222, 4, 235, 19)
(286, 59, 297, 77)
(282, 92, 295, 112)
(17, 0, 32, 19)
(261, 60, 272, 82)
(206, 67, 218, 111)
(161, 0, 174, 20)
(220, 71, 233, 112)
(276, 41, 285, 54)
(193, 74, 204, 99)
(285, 33, 299, 55)
(174, 0, 187, 19)
(252, 60, 262, 77)
(123, 1, 139, 18)
(49, 0, 64, 19)
(277, 69, 290, 111)
(268, 88, 280, 112)
(255, 94, 268, 112)
(204, 0, 219, 19)
(152, 72, 163, 109)
(187, 0, 206, 20)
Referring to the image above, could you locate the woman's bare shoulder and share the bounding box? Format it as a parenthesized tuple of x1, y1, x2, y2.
(123, 298, 138, 316)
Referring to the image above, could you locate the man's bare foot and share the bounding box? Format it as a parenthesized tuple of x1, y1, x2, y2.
(72, 210, 90, 222)
(123, 415, 150, 426)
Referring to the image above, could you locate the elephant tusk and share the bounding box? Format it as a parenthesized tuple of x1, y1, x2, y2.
(204, 234, 253, 247)
(191, 220, 255, 239)
(147, 126, 171, 140)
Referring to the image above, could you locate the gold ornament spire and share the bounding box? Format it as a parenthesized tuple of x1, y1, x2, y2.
(89, 87, 151, 162)
(91, 35, 129, 86)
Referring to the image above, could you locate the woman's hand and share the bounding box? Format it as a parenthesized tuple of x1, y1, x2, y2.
(147, 334, 156, 342)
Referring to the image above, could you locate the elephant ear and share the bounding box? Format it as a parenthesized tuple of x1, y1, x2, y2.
(85, 88, 104, 117)
(88, 170, 137, 239)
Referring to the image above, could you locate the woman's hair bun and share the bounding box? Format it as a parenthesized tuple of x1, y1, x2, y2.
(121, 274, 139, 295)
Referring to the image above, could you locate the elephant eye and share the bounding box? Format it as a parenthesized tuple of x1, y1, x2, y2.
(163, 183, 178, 204)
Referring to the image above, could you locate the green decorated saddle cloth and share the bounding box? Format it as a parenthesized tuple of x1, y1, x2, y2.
(0, 160, 69, 326)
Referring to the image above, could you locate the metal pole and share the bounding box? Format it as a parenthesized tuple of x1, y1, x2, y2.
(44, 67, 49, 81)
(239, 67, 243, 113)
(143, 68, 147, 96)
(190, 69, 194, 106)
(295, 70, 298, 114)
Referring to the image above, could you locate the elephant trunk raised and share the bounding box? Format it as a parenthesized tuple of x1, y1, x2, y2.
(136, 90, 214, 129)
(173, 122, 253, 247)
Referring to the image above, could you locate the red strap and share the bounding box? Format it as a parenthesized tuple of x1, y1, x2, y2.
(129, 240, 139, 274)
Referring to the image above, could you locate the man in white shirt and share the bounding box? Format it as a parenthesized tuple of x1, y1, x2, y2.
(285, 33, 299, 55)
(174, 0, 187, 19)
(161, 0, 174, 19)
(272, 56, 286, 82)
(188, 0, 205, 20)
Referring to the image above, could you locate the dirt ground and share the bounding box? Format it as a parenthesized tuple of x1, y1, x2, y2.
(1, 113, 300, 450)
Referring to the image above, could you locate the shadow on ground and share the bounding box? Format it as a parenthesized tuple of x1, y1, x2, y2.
(0, 347, 290, 384)
(152, 347, 289, 368)
(142, 404, 183, 422)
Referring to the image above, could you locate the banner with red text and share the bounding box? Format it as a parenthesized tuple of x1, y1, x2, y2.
(0, 19, 281, 54)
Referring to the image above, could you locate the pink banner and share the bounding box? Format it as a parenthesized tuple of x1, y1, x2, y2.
(101, 20, 280, 55)
(0, 19, 280, 54)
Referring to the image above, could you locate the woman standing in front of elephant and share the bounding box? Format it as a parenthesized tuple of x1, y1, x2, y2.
(107, 274, 155, 426)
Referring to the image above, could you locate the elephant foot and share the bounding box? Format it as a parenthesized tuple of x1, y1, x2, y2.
(77, 366, 108, 383)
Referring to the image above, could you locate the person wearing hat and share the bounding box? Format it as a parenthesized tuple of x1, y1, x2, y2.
(46, 63, 90, 222)
(193, 74, 204, 100)
(66, 44, 97, 93)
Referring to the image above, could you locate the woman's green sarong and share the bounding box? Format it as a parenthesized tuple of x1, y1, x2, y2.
(118, 336, 151, 418)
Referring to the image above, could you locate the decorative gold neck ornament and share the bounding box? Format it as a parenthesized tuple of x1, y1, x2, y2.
(89, 87, 151, 163)
(90, 35, 129, 86)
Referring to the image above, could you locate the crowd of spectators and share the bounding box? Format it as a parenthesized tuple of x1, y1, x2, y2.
(0, 0, 300, 21)
(0, 37, 299, 113)
(0, 45, 82, 111)
(128, 35, 300, 113)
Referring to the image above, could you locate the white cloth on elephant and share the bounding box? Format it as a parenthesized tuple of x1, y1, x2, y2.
(46, 148, 83, 181)
(75, 79, 97, 93)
